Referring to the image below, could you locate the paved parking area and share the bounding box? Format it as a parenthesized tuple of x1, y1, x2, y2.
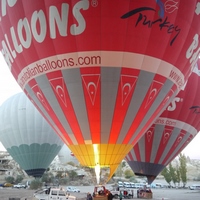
(0, 186, 200, 200)
(150, 188, 200, 200)
(0, 187, 35, 200)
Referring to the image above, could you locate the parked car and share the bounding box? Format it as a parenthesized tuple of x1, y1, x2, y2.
(0, 183, 4, 187)
(155, 183, 164, 188)
(66, 186, 80, 192)
(13, 183, 27, 188)
(189, 184, 200, 190)
(3, 183, 14, 187)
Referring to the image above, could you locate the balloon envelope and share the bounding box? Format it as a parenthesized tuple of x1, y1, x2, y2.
(0, 93, 63, 177)
(0, 0, 200, 179)
(125, 62, 200, 184)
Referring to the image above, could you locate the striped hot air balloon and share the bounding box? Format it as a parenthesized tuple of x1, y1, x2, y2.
(126, 61, 200, 184)
(0, 92, 63, 177)
(0, 0, 200, 182)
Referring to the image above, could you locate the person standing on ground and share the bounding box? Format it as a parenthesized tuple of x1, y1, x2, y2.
(119, 191, 123, 200)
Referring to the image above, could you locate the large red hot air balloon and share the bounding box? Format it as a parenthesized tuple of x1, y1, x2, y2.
(0, 0, 200, 182)
(125, 61, 200, 184)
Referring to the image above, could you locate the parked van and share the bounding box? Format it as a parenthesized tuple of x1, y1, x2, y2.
(118, 181, 124, 188)
(34, 188, 76, 200)
(134, 183, 146, 189)
(130, 182, 135, 188)
(123, 182, 131, 188)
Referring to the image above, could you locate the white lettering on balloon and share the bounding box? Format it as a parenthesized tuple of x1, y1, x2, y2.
(0, 0, 17, 21)
(0, 1, 89, 68)
(155, 118, 176, 126)
(186, 34, 200, 71)
(167, 97, 183, 111)
(169, 4, 200, 89)
(185, 1, 200, 76)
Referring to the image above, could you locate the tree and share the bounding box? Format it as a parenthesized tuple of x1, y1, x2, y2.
(129, 176, 136, 182)
(124, 169, 134, 179)
(115, 162, 123, 178)
(179, 153, 187, 187)
(55, 171, 63, 179)
(67, 161, 76, 166)
(5, 176, 15, 184)
(169, 163, 177, 187)
(192, 160, 200, 181)
(175, 166, 181, 187)
(67, 170, 77, 181)
(15, 175, 23, 184)
(122, 161, 126, 168)
(30, 179, 42, 189)
(161, 167, 172, 186)
(59, 178, 69, 185)
(41, 172, 54, 184)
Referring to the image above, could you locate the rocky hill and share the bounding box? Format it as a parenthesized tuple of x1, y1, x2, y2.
(0, 155, 200, 185)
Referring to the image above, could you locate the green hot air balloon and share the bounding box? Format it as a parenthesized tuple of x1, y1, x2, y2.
(0, 92, 63, 177)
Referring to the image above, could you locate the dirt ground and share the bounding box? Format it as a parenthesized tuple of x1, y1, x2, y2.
(0, 186, 200, 200)
(0, 187, 35, 200)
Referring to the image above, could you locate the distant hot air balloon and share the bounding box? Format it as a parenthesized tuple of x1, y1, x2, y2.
(125, 61, 200, 184)
(0, 92, 63, 177)
(0, 0, 200, 183)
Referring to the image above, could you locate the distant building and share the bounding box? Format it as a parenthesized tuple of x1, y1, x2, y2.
(0, 151, 11, 172)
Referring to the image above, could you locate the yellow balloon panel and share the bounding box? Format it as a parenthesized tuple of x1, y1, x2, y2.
(68, 144, 132, 167)
(69, 144, 132, 182)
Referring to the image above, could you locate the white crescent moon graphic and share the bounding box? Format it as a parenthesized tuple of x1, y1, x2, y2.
(88, 82, 96, 94)
(149, 88, 157, 100)
(37, 91, 49, 110)
(37, 92, 44, 103)
(122, 83, 131, 95)
(56, 85, 64, 97)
